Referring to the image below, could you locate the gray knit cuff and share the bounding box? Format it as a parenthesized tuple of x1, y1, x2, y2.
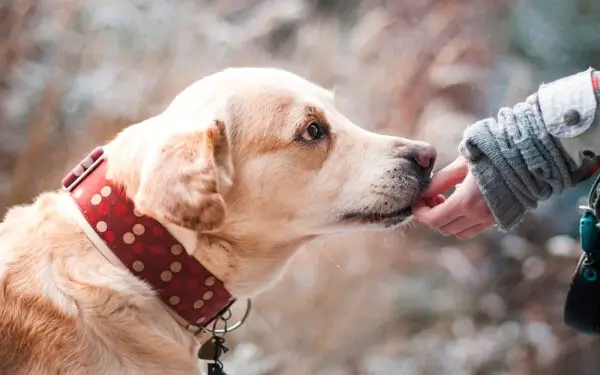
(459, 102, 575, 231)
(462, 150, 527, 231)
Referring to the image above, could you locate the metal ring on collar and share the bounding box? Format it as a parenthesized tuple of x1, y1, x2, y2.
(204, 299, 252, 334)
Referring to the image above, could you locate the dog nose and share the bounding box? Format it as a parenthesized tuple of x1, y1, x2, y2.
(412, 145, 437, 172)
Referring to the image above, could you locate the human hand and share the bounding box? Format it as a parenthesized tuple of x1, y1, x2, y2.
(413, 156, 496, 239)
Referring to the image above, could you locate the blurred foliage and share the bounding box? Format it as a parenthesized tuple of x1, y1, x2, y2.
(508, 0, 600, 81)
(1, 0, 600, 374)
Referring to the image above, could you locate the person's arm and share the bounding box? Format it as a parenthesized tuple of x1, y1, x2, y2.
(460, 68, 600, 230)
(414, 68, 600, 237)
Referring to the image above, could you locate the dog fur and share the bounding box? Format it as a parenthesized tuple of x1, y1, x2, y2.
(0, 67, 435, 375)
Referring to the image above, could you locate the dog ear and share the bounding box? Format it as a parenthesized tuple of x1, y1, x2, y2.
(134, 120, 232, 232)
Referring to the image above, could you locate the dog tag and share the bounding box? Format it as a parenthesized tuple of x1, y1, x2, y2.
(198, 338, 229, 360)
(207, 363, 227, 375)
(198, 339, 218, 360)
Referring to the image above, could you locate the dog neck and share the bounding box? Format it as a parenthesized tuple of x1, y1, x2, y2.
(191, 232, 310, 297)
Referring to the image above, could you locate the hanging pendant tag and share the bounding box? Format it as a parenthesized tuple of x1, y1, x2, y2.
(198, 339, 218, 360)
(198, 337, 230, 360)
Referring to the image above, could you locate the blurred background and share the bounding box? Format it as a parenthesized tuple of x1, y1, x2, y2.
(2, 0, 600, 374)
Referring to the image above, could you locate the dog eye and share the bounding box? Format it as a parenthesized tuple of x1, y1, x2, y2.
(301, 122, 328, 142)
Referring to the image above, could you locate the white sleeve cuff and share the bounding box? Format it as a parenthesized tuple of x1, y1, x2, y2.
(538, 67, 597, 139)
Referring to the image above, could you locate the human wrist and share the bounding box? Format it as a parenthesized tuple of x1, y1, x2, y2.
(459, 123, 528, 231)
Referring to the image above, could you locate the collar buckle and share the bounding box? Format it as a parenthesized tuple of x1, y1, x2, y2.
(61, 147, 106, 192)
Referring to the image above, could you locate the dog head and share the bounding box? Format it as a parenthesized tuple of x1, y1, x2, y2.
(106, 67, 435, 293)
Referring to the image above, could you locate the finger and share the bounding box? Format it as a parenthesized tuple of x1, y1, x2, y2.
(414, 193, 464, 228)
(424, 157, 469, 197)
(438, 216, 481, 236)
(420, 194, 446, 208)
(438, 199, 496, 234)
(413, 199, 432, 218)
(435, 194, 446, 205)
(423, 197, 437, 208)
(455, 222, 493, 240)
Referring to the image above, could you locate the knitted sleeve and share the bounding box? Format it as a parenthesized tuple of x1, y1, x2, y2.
(458, 70, 600, 231)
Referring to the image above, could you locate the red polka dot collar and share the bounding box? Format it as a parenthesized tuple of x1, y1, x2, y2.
(62, 147, 235, 334)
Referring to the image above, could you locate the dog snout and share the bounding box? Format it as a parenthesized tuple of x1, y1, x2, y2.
(411, 144, 437, 172)
(398, 143, 437, 176)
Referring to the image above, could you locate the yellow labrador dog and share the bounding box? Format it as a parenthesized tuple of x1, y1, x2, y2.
(0, 67, 435, 375)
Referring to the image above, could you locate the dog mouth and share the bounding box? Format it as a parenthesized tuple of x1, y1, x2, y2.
(340, 206, 413, 227)
(340, 176, 430, 227)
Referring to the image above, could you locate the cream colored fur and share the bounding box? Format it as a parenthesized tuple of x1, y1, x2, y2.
(0, 67, 434, 375)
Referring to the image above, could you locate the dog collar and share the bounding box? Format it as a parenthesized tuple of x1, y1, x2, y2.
(62, 147, 235, 334)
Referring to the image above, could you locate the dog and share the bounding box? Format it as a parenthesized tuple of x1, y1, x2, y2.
(0, 67, 436, 375)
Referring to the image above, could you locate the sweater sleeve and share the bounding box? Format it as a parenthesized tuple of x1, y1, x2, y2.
(458, 69, 600, 231)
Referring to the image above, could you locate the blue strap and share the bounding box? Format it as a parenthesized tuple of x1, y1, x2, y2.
(579, 174, 600, 281)
(580, 209, 600, 254)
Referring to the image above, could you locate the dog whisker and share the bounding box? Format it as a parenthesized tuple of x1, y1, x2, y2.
(320, 251, 342, 269)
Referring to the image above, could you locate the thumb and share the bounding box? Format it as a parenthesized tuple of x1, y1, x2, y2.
(423, 156, 469, 197)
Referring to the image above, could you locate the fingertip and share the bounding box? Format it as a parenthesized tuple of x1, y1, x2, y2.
(422, 197, 437, 208)
(435, 194, 446, 205)
(423, 158, 469, 197)
(412, 202, 430, 220)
